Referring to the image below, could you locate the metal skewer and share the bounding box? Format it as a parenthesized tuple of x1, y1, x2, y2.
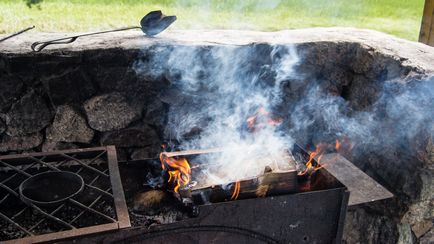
(31, 10, 176, 52)
(0, 26, 35, 43)
(31, 26, 140, 52)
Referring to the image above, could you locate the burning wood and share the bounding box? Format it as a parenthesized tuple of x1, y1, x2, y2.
(160, 148, 298, 204)
(159, 153, 191, 193)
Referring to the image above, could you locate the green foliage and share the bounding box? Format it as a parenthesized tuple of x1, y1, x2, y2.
(0, 0, 425, 41)
(24, 0, 43, 9)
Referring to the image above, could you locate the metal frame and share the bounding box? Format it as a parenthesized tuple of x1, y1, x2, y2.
(0, 146, 130, 243)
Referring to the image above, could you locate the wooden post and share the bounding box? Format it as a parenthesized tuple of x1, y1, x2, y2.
(419, 0, 434, 46)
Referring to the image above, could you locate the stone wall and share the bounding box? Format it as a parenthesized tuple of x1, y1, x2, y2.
(0, 28, 433, 243)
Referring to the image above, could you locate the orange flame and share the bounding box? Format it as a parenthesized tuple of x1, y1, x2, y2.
(160, 153, 191, 193)
(246, 107, 282, 133)
(298, 140, 346, 176)
(230, 181, 241, 200)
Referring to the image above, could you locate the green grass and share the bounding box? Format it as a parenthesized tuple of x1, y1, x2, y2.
(0, 0, 425, 41)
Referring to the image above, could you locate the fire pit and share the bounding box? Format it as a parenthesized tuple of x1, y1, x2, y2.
(0, 28, 433, 243)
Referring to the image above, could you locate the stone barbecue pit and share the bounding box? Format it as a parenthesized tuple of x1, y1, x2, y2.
(0, 28, 433, 243)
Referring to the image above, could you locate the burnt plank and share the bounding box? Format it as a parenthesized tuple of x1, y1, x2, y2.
(321, 153, 393, 206)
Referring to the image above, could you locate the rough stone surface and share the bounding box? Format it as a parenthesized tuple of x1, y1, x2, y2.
(420, 228, 434, 244)
(0, 74, 24, 112)
(42, 141, 79, 152)
(5, 90, 52, 136)
(0, 117, 5, 135)
(1, 28, 433, 73)
(343, 208, 398, 244)
(131, 145, 161, 160)
(46, 105, 94, 143)
(43, 68, 95, 105)
(100, 125, 160, 148)
(143, 100, 167, 129)
(0, 132, 43, 152)
(84, 92, 140, 132)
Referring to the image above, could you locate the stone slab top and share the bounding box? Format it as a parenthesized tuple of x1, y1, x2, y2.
(1, 27, 434, 72)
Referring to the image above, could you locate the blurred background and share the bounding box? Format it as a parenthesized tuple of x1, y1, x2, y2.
(0, 0, 425, 41)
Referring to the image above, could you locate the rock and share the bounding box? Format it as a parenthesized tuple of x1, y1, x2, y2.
(397, 223, 416, 244)
(131, 145, 161, 160)
(84, 92, 140, 132)
(0, 74, 24, 112)
(46, 105, 94, 143)
(420, 228, 434, 244)
(44, 68, 95, 105)
(0, 132, 43, 152)
(42, 141, 79, 152)
(344, 75, 381, 110)
(343, 207, 398, 244)
(412, 220, 433, 239)
(100, 125, 160, 148)
(143, 100, 167, 129)
(0, 117, 5, 135)
(91, 66, 154, 104)
(5, 90, 53, 136)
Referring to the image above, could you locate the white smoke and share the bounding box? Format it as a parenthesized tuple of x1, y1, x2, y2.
(134, 44, 300, 186)
(133, 39, 434, 194)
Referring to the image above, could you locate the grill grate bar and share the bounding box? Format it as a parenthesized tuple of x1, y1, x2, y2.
(0, 211, 33, 236)
(29, 156, 113, 198)
(69, 194, 104, 225)
(0, 160, 32, 177)
(11, 207, 29, 220)
(0, 162, 37, 185)
(68, 198, 116, 223)
(27, 169, 112, 231)
(68, 168, 111, 225)
(0, 180, 75, 230)
(29, 156, 59, 172)
(28, 202, 65, 232)
(0, 193, 9, 204)
(61, 154, 109, 178)
(85, 184, 113, 198)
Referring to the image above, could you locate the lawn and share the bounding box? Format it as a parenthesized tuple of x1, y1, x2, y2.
(0, 0, 425, 41)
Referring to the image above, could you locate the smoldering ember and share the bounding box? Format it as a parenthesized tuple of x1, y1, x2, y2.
(0, 26, 433, 244)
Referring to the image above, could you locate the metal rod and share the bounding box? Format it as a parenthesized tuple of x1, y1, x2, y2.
(12, 207, 29, 220)
(0, 160, 32, 177)
(0, 162, 37, 185)
(0, 182, 75, 230)
(29, 156, 59, 172)
(61, 154, 110, 177)
(161, 147, 228, 158)
(85, 184, 113, 198)
(31, 26, 140, 52)
(68, 198, 116, 223)
(69, 195, 104, 224)
(28, 203, 65, 232)
(0, 211, 34, 236)
(28, 169, 111, 231)
(30, 156, 112, 198)
(0, 26, 35, 43)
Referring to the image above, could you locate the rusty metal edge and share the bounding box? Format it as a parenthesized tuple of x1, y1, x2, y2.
(2, 223, 119, 244)
(322, 153, 394, 207)
(106, 145, 131, 229)
(334, 189, 349, 244)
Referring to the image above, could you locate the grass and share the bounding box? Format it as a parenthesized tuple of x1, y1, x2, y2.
(0, 0, 425, 41)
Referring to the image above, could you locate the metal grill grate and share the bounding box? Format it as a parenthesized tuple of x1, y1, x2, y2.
(0, 146, 130, 243)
